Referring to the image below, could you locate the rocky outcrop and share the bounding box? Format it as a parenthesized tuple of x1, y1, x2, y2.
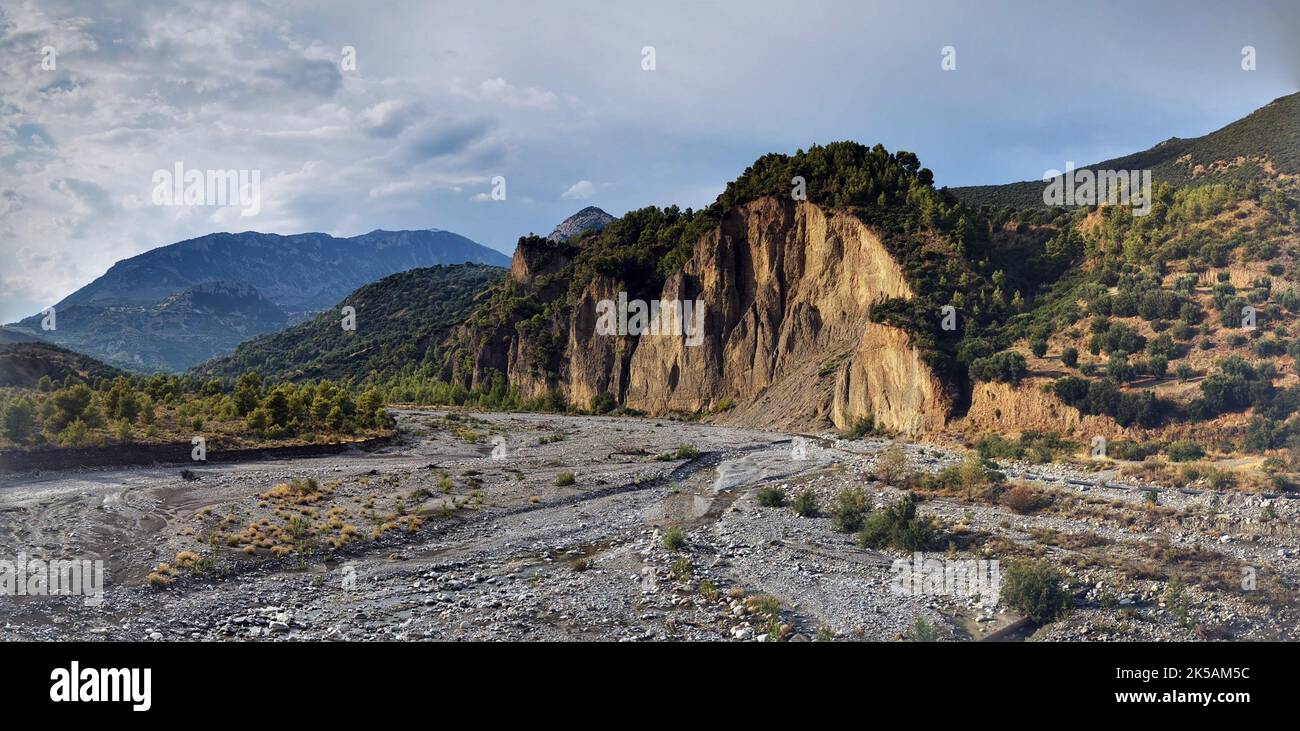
(963, 381, 1128, 440)
(617, 199, 948, 433)
(548, 206, 615, 243)
(460, 198, 954, 434)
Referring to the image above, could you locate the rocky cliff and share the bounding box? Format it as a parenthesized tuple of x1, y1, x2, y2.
(448, 198, 953, 434)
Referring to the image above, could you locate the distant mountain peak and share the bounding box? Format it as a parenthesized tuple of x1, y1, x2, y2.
(548, 206, 615, 242)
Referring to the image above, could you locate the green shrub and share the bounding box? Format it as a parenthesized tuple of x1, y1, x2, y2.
(1166, 441, 1205, 462)
(976, 434, 1023, 460)
(857, 495, 937, 551)
(1107, 440, 1155, 461)
(590, 391, 617, 414)
(1, 396, 37, 443)
(875, 442, 910, 484)
(555, 471, 576, 486)
(969, 351, 1028, 385)
(830, 487, 869, 533)
(908, 616, 939, 642)
(839, 417, 876, 440)
(670, 557, 692, 582)
(662, 526, 685, 551)
(792, 488, 819, 517)
(756, 486, 786, 507)
(674, 444, 700, 459)
(999, 560, 1072, 624)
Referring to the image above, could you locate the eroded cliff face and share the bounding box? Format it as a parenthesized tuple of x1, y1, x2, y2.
(462, 198, 953, 434)
(963, 381, 1129, 440)
(618, 198, 949, 433)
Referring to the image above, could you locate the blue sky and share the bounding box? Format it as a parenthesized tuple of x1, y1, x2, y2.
(1, 0, 1297, 322)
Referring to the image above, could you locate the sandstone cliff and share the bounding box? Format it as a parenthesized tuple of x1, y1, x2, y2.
(963, 380, 1129, 441)
(449, 198, 954, 434)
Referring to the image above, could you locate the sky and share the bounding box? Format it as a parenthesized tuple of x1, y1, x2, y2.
(1, 0, 1297, 323)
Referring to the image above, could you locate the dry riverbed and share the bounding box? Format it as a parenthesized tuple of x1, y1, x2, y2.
(0, 409, 1295, 641)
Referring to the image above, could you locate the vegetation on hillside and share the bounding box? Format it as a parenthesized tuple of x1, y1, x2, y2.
(195, 264, 505, 383)
(952, 91, 1300, 209)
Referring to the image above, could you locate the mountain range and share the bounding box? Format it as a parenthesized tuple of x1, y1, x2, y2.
(4, 228, 509, 372)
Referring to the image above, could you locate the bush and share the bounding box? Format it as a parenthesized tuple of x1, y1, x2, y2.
(590, 391, 617, 414)
(1060, 347, 1079, 368)
(792, 489, 818, 517)
(1, 396, 36, 443)
(875, 442, 910, 484)
(1030, 339, 1048, 358)
(1166, 441, 1205, 462)
(928, 455, 1002, 495)
(756, 486, 786, 507)
(839, 417, 876, 440)
(49, 384, 93, 430)
(977, 434, 1023, 460)
(999, 560, 1072, 624)
(674, 444, 700, 459)
(830, 487, 869, 533)
(662, 527, 685, 551)
(555, 471, 576, 486)
(57, 419, 96, 447)
(908, 616, 939, 642)
(1107, 440, 1155, 461)
(857, 495, 937, 551)
(670, 557, 692, 582)
(969, 351, 1028, 384)
(1000, 483, 1044, 514)
(1052, 376, 1163, 427)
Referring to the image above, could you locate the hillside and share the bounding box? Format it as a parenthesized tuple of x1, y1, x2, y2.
(0, 342, 124, 388)
(8, 281, 288, 373)
(953, 91, 1300, 209)
(436, 142, 1058, 430)
(414, 122, 1300, 472)
(193, 264, 506, 383)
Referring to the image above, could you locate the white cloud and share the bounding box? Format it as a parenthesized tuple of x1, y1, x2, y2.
(472, 77, 558, 109)
(560, 180, 595, 200)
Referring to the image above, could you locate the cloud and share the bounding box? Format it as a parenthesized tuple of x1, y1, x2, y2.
(401, 118, 492, 163)
(256, 57, 343, 98)
(560, 180, 595, 200)
(358, 100, 422, 139)
(1, 0, 1295, 326)
(474, 77, 558, 109)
